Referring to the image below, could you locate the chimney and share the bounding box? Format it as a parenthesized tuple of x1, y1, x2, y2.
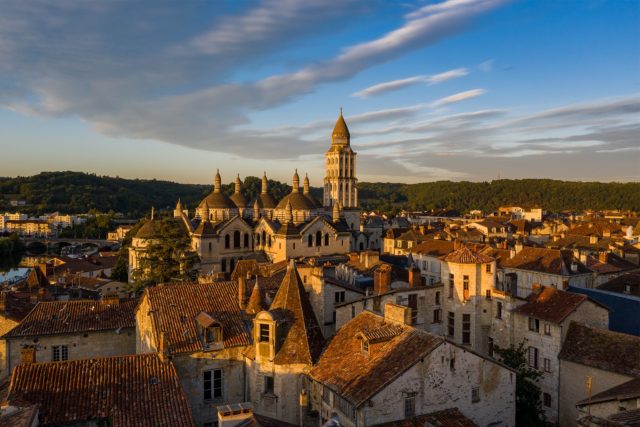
(408, 266, 422, 288)
(374, 264, 392, 295)
(238, 274, 247, 310)
(21, 346, 36, 365)
(598, 252, 609, 264)
(0, 291, 7, 314)
(384, 302, 412, 325)
(158, 331, 169, 362)
(217, 402, 254, 427)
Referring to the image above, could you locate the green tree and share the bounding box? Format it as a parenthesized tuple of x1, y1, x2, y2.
(494, 342, 546, 426)
(129, 218, 199, 292)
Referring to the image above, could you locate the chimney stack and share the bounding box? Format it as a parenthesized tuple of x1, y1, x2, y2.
(21, 346, 36, 365)
(374, 264, 392, 295)
(158, 332, 169, 362)
(238, 274, 247, 310)
(408, 266, 422, 288)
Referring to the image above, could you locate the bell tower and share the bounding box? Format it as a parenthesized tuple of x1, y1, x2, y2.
(323, 109, 357, 209)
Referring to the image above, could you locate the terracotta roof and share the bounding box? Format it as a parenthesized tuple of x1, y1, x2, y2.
(310, 311, 443, 406)
(144, 281, 250, 355)
(443, 246, 494, 264)
(607, 407, 640, 425)
(7, 353, 195, 427)
(597, 272, 640, 297)
(51, 255, 119, 275)
(577, 378, 640, 406)
(501, 247, 590, 275)
(513, 287, 597, 324)
(4, 299, 137, 338)
(559, 322, 640, 377)
(586, 253, 638, 274)
(480, 247, 512, 268)
(0, 292, 36, 322)
(0, 402, 39, 427)
(410, 240, 455, 257)
(268, 261, 324, 365)
(372, 408, 478, 427)
(245, 283, 266, 315)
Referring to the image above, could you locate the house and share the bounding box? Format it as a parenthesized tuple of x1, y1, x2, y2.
(409, 240, 455, 285)
(499, 247, 593, 297)
(512, 287, 609, 423)
(558, 322, 640, 426)
(2, 297, 137, 377)
(309, 307, 516, 427)
(5, 353, 195, 426)
(575, 377, 640, 425)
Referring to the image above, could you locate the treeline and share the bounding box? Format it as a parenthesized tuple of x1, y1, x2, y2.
(1, 172, 638, 215)
(358, 180, 640, 213)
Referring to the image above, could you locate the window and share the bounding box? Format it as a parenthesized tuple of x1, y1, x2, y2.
(528, 346, 539, 369)
(447, 312, 455, 337)
(204, 325, 222, 343)
(362, 340, 369, 354)
(544, 323, 552, 335)
(544, 358, 551, 373)
(404, 396, 415, 418)
(221, 259, 226, 272)
(324, 233, 329, 246)
(52, 345, 68, 362)
(208, 242, 212, 253)
(203, 369, 222, 400)
(259, 324, 270, 342)
(315, 231, 322, 247)
(462, 314, 471, 345)
(308, 235, 313, 247)
(264, 375, 274, 394)
(543, 392, 551, 408)
(224, 234, 230, 249)
(233, 231, 240, 248)
(334, 291, 345, 304)
(472, 387, 480, 403)
(529, 317, 540, 332)
(449, 357, 455, 371)
(435, 291, 440, 305)
(433, 309, 442, 323)
(463, 275, 470, 300)
(448, 274, 454, 298)
(244, 233, 249, 248)
(488, 337, 494, 357)
(496, 301, 503, 319)
(486, 263, 491, 273)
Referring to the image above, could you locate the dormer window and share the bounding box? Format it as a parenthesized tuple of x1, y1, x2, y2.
(195, 312, 224, 350)
(362, 339, 369, 354)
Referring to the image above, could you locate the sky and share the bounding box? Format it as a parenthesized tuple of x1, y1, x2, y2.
(0, 0, 638, 186)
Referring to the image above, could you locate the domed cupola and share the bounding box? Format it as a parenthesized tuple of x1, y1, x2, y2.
(198, 169, 238, 221)
(274, 170, 318, 224)
(230, 174, 249, 209)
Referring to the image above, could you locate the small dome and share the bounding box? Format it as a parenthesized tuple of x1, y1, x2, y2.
(254, 193, 277, 209)
(230, 192, 248, 208)
(332, 110, 350, 141)
(275, 192, 316, 211)
(199, 191, 237, 210)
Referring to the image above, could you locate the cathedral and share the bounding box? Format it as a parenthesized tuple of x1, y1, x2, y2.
(130, 112, 371, 278)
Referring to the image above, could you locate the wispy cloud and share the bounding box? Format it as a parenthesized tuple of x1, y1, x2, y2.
(351, 67, 468, 98)
(430, 88, 486, 107)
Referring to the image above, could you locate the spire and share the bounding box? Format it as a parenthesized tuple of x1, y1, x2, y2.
(202, 200, 210, 220)
(214, 169, 221, 193)
(292, 169, 300, 193)
(235, 174, 242, 193)
(261, 172, 268, 194)
(245, 280, 265, 315)
(285, 200, 293, 224)
(332, 201, 341, 222)
(176, 199, 183, 211)
(331, 109, 350, 145)
(253, 198, 260, 219)
(303, 173, 310, 194)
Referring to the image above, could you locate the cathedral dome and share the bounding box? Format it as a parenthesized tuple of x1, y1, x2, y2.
(199, 170, 237, 210)
(230, 175, 248, 208)
(275, 192, 316, 211)
(254, 193, 277, 209)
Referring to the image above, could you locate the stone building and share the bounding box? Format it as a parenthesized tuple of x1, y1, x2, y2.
(2, 298, 137, 377)
(309, 307, 516, 427)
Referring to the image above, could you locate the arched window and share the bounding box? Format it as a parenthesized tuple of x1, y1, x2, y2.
(230, 258, 235, 272)
(244, 233, 249, 248)
(308, 234, 313, 247)
(208, 242, 212, 253)
(234, 230, 240, 248)
(315, 231, 322, 247)
(359, 242, 364, 251)
(256, 233, 261, 246)
(267, 235, 272, 247)
(262, 230, 266, 245)
(224, 234, 230, 249)
(324, 233, 329, 246)
(221, 259, 226, 272)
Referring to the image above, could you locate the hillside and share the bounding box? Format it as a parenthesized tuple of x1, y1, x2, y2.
(0, 172, 638, 215)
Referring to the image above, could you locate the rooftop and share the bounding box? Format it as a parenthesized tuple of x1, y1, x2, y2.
(513, 287, 602, 324)
(7, 353, 195, 427)
(501, 247, 590, 275)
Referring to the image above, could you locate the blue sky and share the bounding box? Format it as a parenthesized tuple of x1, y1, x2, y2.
(0, 0, 638, 185)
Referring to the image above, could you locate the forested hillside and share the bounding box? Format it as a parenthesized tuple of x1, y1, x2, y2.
(1, 172, 638, 215)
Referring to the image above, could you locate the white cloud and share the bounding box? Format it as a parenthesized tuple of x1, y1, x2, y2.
(430, 88, 486, 107)
(427, 67, 468, 84)
(351, 67, 468, 98)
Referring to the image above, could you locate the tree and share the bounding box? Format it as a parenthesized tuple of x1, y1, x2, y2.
(129, 218, 199, 292)
(494, 342, 547, 426)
